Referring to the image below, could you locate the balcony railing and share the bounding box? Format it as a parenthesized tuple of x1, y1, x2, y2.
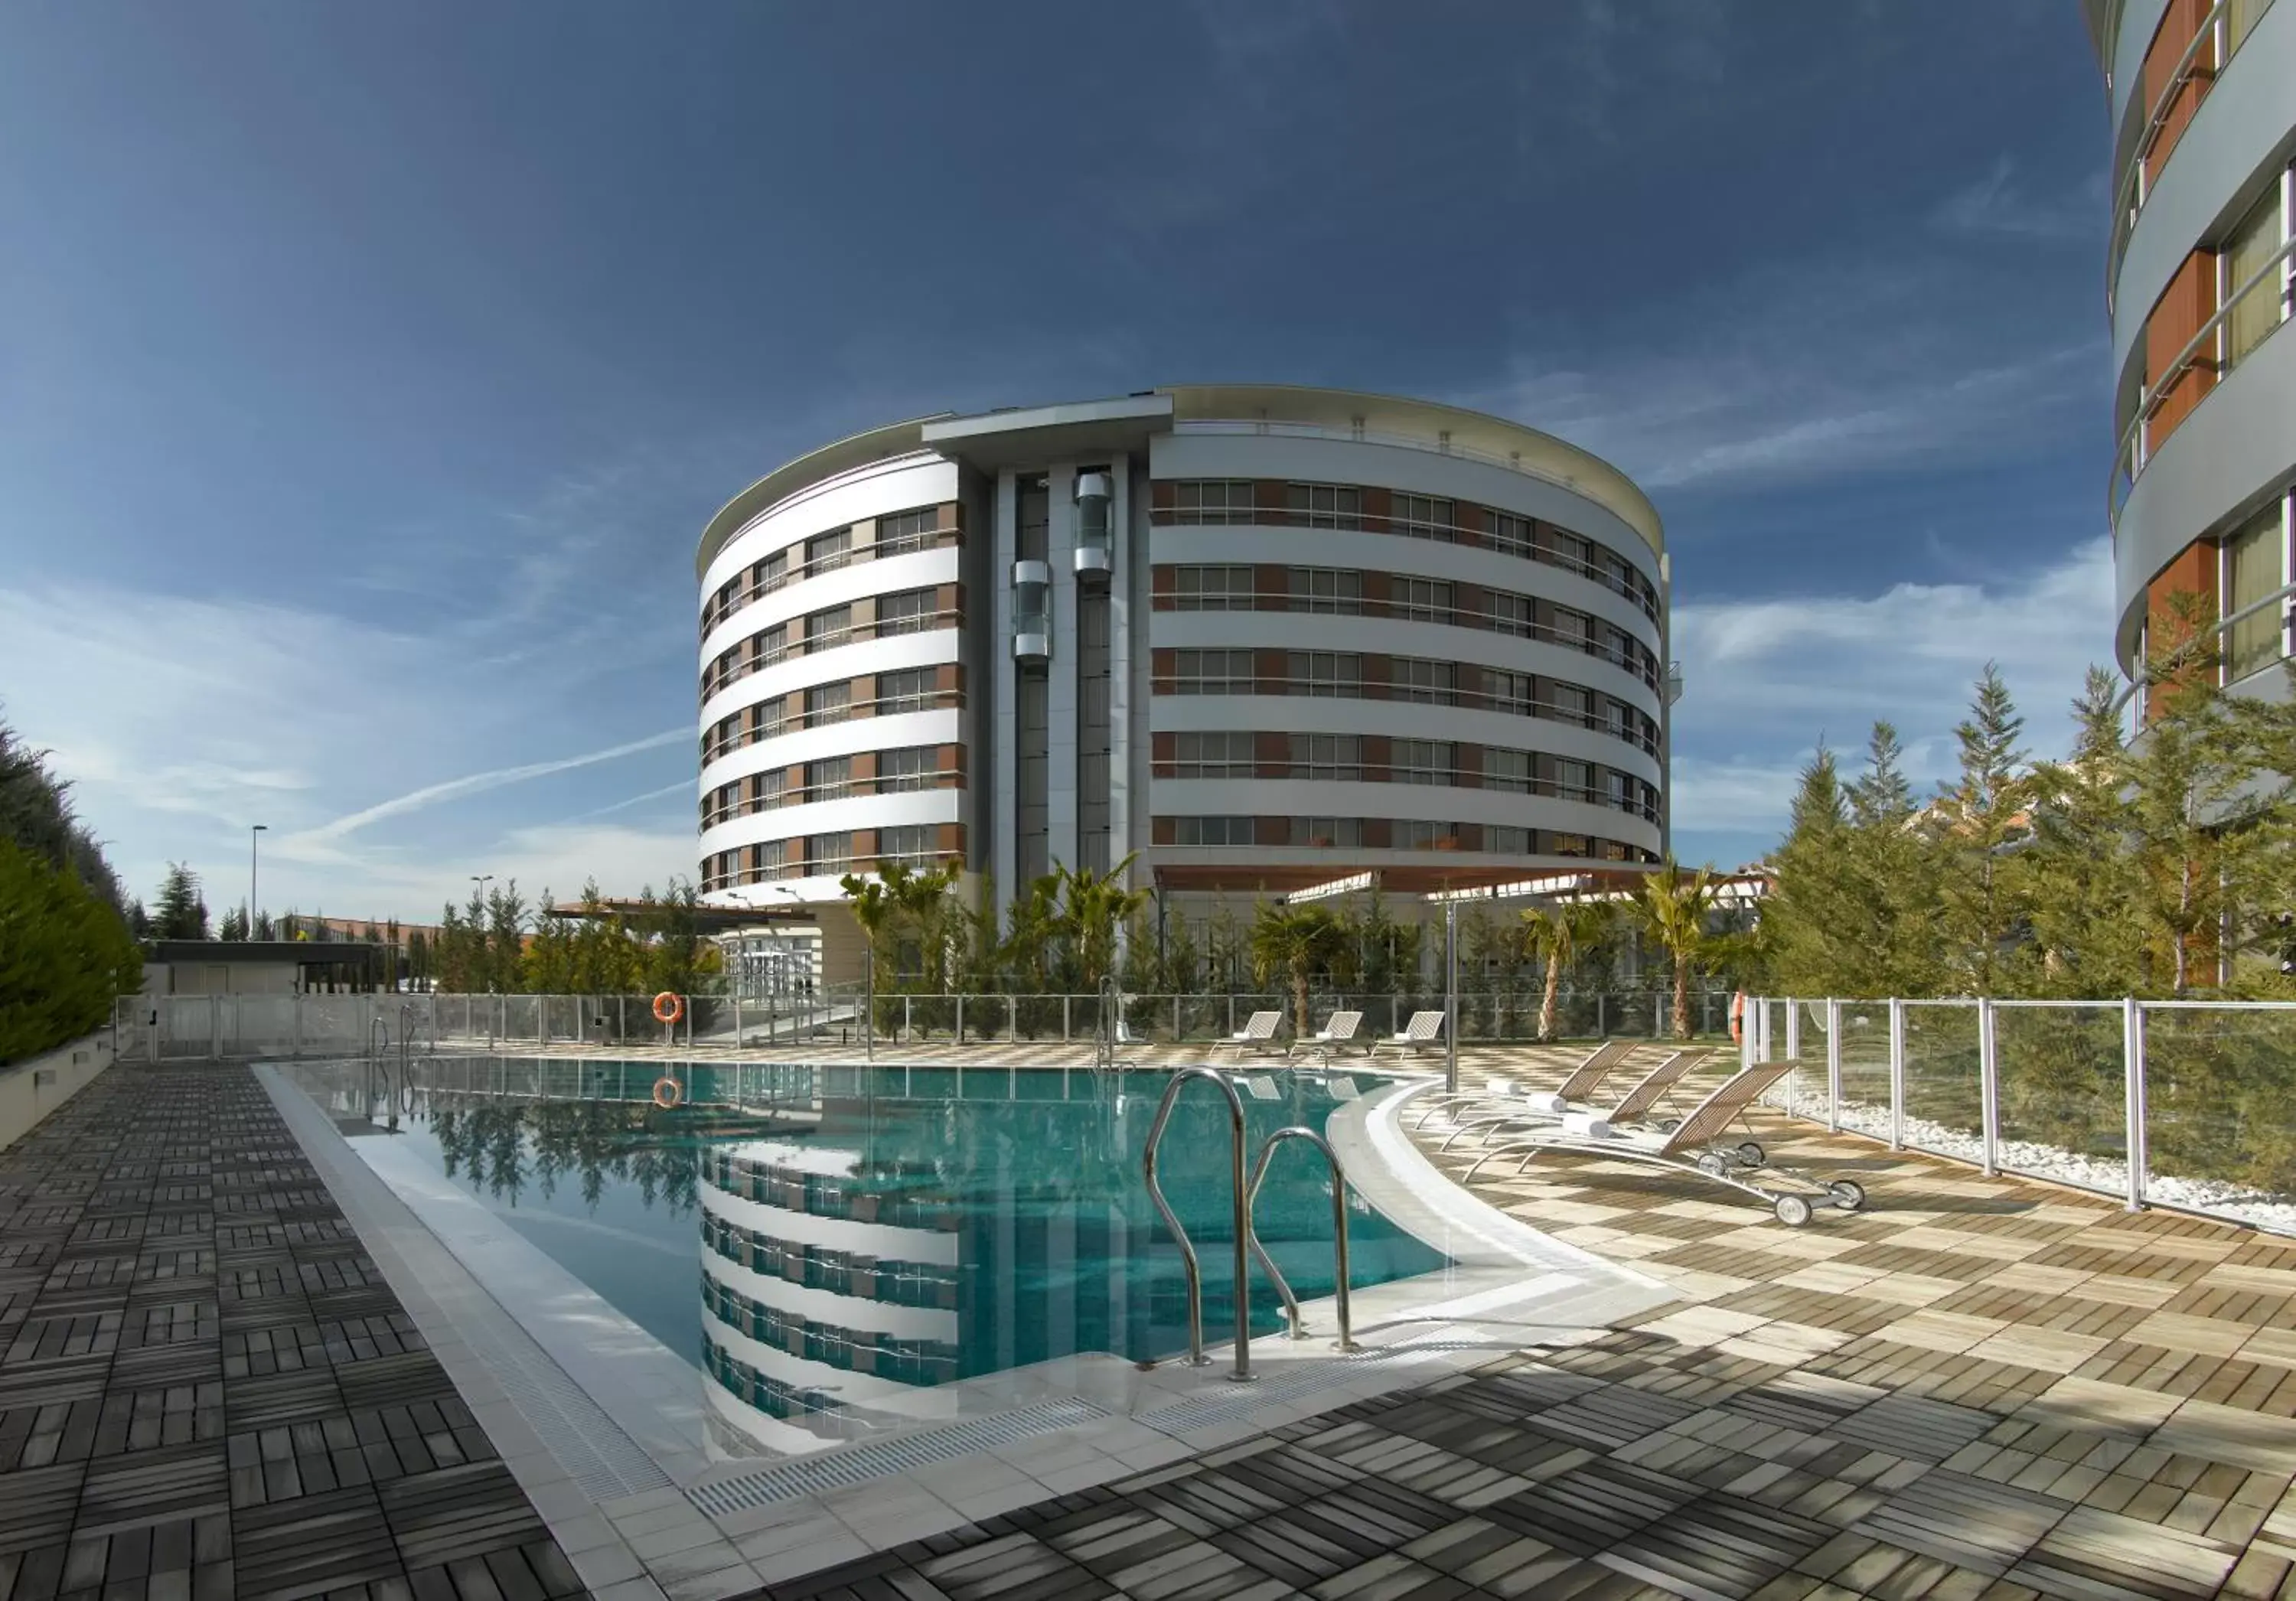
(703, 767, 963, 830)
(701, 529, 953, 637)
(701, 606, 961, 704)
(702, 688, 961, 766)
(2110, 232, 2294, 520)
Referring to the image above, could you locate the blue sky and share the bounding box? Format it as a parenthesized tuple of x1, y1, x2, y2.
(0, 2, 2114, 924)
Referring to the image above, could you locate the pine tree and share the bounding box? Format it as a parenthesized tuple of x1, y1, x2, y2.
(1932, 665, 2033, 995)
(251, 909, 276, 941)
(1843, 722, 1944, 996)
(128, 899, 152, 940)
(1762, 744, 1858, 995)
(2023, 669, 2147, 995)
(153, 863, 209, 941)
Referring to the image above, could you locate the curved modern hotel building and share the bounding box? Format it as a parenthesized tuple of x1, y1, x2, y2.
(2088, 0, 2295, 705)
(693, 386, 1672, 959)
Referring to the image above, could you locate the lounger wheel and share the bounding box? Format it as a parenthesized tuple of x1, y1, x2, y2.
(1696, 1151, 1730, 1178)
(1655, 1117, 1681, 1133)
(1773, 1194, 1813, 1228)
(1828, 1179, 1867, 1212)
(1736, 1142, 1766, 1169)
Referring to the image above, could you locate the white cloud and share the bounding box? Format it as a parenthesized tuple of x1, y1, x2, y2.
(294, 726, 689, 844)
(1932, 156, 2105, 243)
(1668, 536, 2119, 859)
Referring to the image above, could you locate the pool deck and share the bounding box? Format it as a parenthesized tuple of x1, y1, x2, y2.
(7, 1053, 2295, 1601)
(0, 1065, 586, 1601)
(753, 1060, 2296, 1601)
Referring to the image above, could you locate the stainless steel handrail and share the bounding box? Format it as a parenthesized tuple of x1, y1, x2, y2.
(1244, 1127, 1357, 1352)
(2110, 233, 2295, 517)
(2106, 0, 2232, 303)
(1141, 1066, 1255, 1381)
(2112, 576, 2296, 714)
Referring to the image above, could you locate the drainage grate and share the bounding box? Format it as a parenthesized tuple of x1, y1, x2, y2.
(688, 1397, 1110, 1517)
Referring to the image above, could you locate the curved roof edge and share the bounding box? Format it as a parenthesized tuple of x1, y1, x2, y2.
(695, 383, 1666, 579)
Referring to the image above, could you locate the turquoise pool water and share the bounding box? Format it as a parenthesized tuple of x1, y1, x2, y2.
(348, 1058, 1446, 1429)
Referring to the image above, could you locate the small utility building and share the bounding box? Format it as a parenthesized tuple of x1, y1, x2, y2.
(141, 941, 387, 996)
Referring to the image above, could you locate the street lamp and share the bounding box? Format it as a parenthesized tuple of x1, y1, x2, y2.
(249, 825, 267, 939)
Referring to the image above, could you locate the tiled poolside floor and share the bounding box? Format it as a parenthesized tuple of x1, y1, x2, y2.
(758, 1070, 2296, 1601)
(0, 1066, 589, 1601)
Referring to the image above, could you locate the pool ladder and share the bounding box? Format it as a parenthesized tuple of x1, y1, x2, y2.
(1141, 1066, 1358, 1384)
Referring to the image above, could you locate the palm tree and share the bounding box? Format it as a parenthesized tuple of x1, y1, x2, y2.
(1636, 860, 1722, 1042)
(1520, 900, 1614, 1042)
(1248, 902, 1345, 1039)
(1054, 855, 1148, 989)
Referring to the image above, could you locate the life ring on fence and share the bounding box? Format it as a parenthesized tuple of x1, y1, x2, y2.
(652, 1075, 683, 1110)
(1729, 991, 1746, 1045)
(651, 992, 684, 1025)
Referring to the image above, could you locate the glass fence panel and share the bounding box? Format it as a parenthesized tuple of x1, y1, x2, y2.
(1900, 1001, 1981, 1159)
(1835, 1003, 1893, 1138)
(2143, 1004, 2296, 1230)
(1993, 1003, 2128, 1198)
(501, 996, 538, 1044)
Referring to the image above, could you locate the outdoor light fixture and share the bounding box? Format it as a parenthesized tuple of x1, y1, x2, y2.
(1283, 871, 1377, 905)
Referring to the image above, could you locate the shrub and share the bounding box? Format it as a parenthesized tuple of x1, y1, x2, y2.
(0, 839, 144, 1065)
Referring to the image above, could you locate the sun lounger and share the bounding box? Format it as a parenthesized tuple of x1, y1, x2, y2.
(1435, 1047, 1714, 1151)
(1457, 1058, 1867, 1227)
(1289, 1010, 1364, 1061)
(1215, 1010, 1284, 1056)
(1372, 1009, 1446, 1057)
(1412, 1039, 1637, 1130)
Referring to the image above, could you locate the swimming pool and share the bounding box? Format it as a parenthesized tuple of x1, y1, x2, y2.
(324, 1057, 1446, 1447)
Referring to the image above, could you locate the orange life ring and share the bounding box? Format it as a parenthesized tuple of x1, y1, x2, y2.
(652, 992, 684, 1025)
(1729, 991, 1746, 1044)
(652, 1075, 683, 1110)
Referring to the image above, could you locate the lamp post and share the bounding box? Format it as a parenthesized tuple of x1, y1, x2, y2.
(249, 824, 267, 938)
(1444, 899, 1459, 1095)
(470, 875, 494, 999)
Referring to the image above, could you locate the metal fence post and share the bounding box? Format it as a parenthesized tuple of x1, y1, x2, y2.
(210, 995, 221, 1061)
(904, 995, 913, 1042)
(2124, 997, 2148, 1212)
(1653, 993, 1663, 1039)
(1826, 999, 1842, 1133)
(1596, 993, 1606, 1039)
(1978, 996, 2000, 1176)
(1888, 999, 1906, 1150)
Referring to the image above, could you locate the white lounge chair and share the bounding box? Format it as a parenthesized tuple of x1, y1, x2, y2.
(1414, 1038, 1638, 1130)
(1458, 1059, 1867, 1227)
(1372, 1009, 1446, 1058)
(1216, 1010, 1285, 1056)
(1289, 1010, 1365, 1061)
(1436, 1047, 1714, 1151)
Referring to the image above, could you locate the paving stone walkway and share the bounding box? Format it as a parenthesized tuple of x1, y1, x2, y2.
(0, 1065, 589, 1601)
(759, 1070, 2296, 1601)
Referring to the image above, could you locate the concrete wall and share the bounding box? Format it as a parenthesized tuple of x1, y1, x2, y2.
(145, 960, 303, 996)
(0, 1030, 113, 1152)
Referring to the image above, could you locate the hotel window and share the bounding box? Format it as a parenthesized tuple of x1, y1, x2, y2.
(878, 507, 939, 548)
(1173, 731, 1257, 777)
(878, 588, 936, 636)
(1486, 591, 1532, 637)
(877, 825, 934, 867)
(807, 833, 854, 873)
(1487, 825, 1530, 854)
(806, 527, 853, 575)
(1393, 657, 1455, 705)
(1293, 816, 1362, 846)
(1486, 748, 1531, 794)
(1287, 483, 1362, 529)
(1392, 739, 1453, 785)
(1174, 565, 1256, 610)
(879, 746, 938, 789)
(1394, 819, 1451, 849)
(1550, 530, 1589, 573)
(1169, 481, 1255, 524)
(1392, 577, 1452, 623)
(1554, 758, 1592, 799)
(1391, 494, 1455, 541)
(1485, 668, 1536, 716)
(756, 839, 788, 876)
(804, 756, 852, 800)
(751, 624, 787, 668)
(1545, 680, 1590, 724)
(1289, 567, 1362, 614)
(805, 605, 852, 648)
(1551, 605, 1595, 651)
(877, 667, 932, 713)
(2226, 499, 2290, 682)
(1487, 512, 1534, 557)
(1288, 651, 1362, 697)
(1549, 832, 1590, 858)
(1290, 732, 1362, 781)
(1173, 816, 1254, 846)
(1171, 649, 1256, 694)
(1603, 623, 1636, 667)
(2223, 182, 2289, 367)
(804, 681, 852, 723)
(761, 549, 789, 588)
